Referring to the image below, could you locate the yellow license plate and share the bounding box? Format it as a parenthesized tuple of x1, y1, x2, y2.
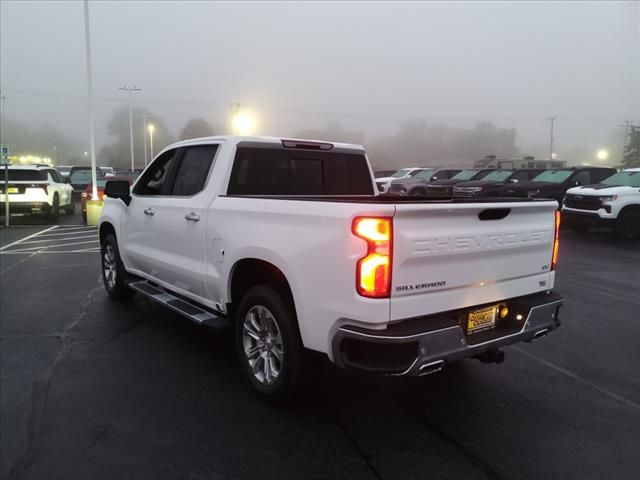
(467, 305, 498, 334)
(7, 187, 18, 194)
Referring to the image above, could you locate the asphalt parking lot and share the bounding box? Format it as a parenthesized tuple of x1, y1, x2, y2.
(1, 214, 639, 480)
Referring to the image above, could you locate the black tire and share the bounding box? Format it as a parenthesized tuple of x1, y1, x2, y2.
(411, 188, 426, 196)
(235, 285, 304, 405)
(64, 201, 75, 215)
(49, 194, 60, 220)
(101, 234, 135, 299)
(614, 211, 640, 241)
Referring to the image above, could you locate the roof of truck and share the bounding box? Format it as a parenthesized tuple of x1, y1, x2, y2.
(166, 135, 366, 152)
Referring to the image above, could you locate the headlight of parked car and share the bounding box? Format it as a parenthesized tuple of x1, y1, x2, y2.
(599, 195, 618, 202)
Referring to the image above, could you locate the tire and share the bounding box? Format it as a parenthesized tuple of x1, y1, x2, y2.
(49, 194, 60, 220)
(235, 285, 304, 405)
(411, 188, 426, 196)
(64, 201, 75, 215)
(614, 211, 640, 241)
(101, 234, 135, 299)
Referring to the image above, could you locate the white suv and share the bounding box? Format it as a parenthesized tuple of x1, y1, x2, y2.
(0, 165, 75, 218)
(562, 168, 640, 240)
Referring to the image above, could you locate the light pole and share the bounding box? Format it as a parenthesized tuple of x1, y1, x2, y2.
(148, 124, 155, 160)
(548, 116, 556, 161)
(138, 114, 151, 167)
(119, 85, 141, 171)
(83, 0, 98, 200)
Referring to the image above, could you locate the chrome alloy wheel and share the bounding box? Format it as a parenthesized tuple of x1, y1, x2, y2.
(242, 305, 284, 385)
(103, 244, 117, 289)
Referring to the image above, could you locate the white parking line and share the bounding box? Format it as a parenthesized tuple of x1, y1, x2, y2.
(35, 229, 98, 238)
(17, 234, 98, 245)
(514, 347, 640, 412)
(0, 226, 57, 251)
(6, 239, 100, 253)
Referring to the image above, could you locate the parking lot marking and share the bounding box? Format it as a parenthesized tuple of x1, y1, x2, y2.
(0, 225, 99, 254)
(514, 347, 640, 412)
(17, 234, 98, 245)
(559, 277, 640, 306)
(0, 226, 57, 251)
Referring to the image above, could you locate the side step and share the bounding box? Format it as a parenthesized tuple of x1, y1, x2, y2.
(129, 280, 228, 329)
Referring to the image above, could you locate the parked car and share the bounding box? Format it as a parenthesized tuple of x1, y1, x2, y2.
(389, 168, 461, 195)
(374, 169, 396, 178)
(452, 169, 541, 198)
(99, 136, 563, 403)
(562, 168, 640, 240)
(425, 169, 495, 197)
(56, 165, 73, 179)
(501, 166, 617, 203)
(375, 167, 426, 194)
(100, 166, 115, 177)
(0, 165, 74, 218)
(67, 166, 105, 197)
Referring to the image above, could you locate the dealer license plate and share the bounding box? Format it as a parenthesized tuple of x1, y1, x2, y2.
(467, 305, 498, 334)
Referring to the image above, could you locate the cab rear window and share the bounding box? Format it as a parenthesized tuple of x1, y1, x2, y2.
(228, 147, 373, 196)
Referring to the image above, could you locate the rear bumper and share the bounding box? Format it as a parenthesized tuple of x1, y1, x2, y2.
(331, 291, 562, 376)
(0, 202, 50, 214)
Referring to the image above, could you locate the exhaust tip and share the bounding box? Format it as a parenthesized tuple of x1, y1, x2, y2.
(418, 360, 444, 376)
(533, 328, 550, 341)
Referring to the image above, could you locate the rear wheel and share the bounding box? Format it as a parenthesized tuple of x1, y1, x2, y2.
(615, 211, 640, 240)
(64, 201, 75, 215)
(48, 194, 60, 220)
(101, 234, 135, 299)
(235, 285, 303, 404)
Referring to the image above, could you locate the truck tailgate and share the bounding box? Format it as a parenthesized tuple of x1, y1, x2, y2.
(390, 201, 558, 321)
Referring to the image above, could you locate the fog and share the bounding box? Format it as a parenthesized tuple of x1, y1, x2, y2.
(1, 0, 638, 169)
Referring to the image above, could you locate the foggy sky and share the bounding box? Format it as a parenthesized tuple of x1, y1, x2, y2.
(1, 0, 639, 162)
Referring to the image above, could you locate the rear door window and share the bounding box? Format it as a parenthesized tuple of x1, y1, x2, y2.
(228, 147, 373, 195)
(172, 145, 219, 196)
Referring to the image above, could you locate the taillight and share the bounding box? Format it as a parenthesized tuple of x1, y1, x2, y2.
(81, 192, 88, 198)
(552, 210, 560, 270)
(352, 217, 392, 298)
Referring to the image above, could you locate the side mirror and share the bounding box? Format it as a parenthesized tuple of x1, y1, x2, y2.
(104, 180, 131, 206)
(430, 176, 438, 181)
(510, 178, 519, 183)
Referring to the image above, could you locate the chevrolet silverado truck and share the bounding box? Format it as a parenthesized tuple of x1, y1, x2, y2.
(562, 168, 640, 240)
(99, 136, 563, 403)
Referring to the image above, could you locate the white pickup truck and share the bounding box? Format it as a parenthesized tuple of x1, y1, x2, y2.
(99, 136, 563, 403)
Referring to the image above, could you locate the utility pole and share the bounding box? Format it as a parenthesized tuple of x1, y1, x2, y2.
(138, 114, 151, 167)
(119, 85, 141, 171)
(83, 0, 98, 201)
(548, 116, 556, 161)
(620, 120, 630, 164)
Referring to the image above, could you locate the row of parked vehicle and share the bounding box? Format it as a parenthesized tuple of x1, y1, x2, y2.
(0, 164, 138, 221)
(374, 165, 640, 240)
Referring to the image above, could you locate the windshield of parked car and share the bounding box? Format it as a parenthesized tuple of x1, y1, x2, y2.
(391, 169, 412, 178)
(413, 169, 437, 179)
(7, 170, 47, 181)
(56, 166, 71, 174)
(68, 170, 94, 184)
(532, 170, 573, 183)
(452, 170, 478, 180)
(601, 171, 640, 187)
(481, 170, 512, 182)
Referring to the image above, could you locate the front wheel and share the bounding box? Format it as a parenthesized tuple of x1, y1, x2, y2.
(615, 211, 640, 240)
(235, 285, 304, 404)
(101, 234, 135, 299)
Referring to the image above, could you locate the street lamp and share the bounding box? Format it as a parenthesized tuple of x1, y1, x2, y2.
(148, 124, 155, 161)
(231, 105, 255, 135)
(596, 149, 609, 161)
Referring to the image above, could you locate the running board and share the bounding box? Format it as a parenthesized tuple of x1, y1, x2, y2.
(128, 280, 228, 329)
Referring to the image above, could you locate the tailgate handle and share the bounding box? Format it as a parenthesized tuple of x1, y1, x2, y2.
(478, 208, 511, 221)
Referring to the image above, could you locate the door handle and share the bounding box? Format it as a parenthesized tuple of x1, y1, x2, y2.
(144, 208, 155, 216)
(185, 212, 200, 222)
